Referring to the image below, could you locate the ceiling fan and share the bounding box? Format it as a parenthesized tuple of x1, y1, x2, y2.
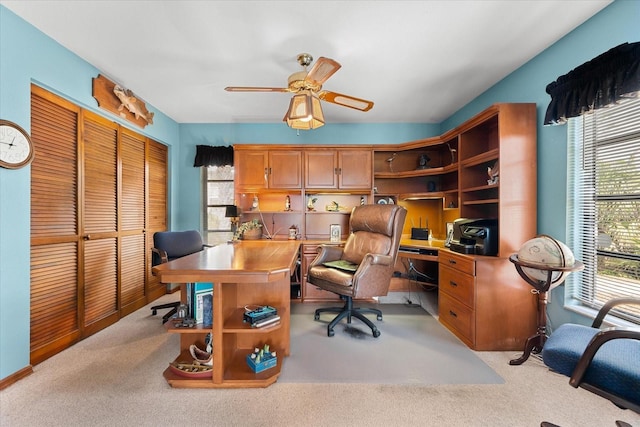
(224, 53, 374, 117)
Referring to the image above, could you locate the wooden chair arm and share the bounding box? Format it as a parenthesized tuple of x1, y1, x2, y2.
(151, 247, 168, 265)
(592, 297, 640, 328)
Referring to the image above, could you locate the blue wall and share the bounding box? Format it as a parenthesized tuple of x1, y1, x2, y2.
(1, 1, 638, 381)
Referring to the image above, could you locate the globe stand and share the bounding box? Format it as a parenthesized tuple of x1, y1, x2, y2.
(508, 254, 584, 365)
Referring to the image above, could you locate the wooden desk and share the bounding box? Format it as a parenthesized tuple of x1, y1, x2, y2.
(153, 240, 300, 388)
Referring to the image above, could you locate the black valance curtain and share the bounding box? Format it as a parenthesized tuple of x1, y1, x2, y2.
(193, 145, 234, 167)
(544, 42, 640, 125)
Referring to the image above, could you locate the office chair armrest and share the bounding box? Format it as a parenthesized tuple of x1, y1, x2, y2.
(309, 245, 345, 268)
(592, 297, 640, 328)
(569, 327, 640, 388)
(361, 253, 393, 267)
(151, 247, 169, 265)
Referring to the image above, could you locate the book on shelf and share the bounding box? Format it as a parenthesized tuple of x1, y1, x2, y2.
(189, 283, 213, 325)
(251, 314, 280, 328)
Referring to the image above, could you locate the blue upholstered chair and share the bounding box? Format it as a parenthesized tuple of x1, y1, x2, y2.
(150, 230, 210, 323)
(542, 297, 640, 413)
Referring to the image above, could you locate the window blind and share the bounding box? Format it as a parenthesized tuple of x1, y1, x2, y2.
(566, 98, 640, 324)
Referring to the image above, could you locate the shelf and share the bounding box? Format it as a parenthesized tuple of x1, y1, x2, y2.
(242, 210, 302, 214)
(305, 210, 352, 214)
(374, 163, 457, 179)
(223, 307, 286, 333)
(460, 183, 499, 193)
(165, 321, 211, 334)
(460, 149, 499, 167)
(399, 191, 445, 200)
(462, 199, 499, 205)
(222, 348, 282, 385)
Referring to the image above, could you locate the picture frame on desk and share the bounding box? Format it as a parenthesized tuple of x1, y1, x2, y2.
(330, 224, 341, 242)
(445, 222, 454, 247)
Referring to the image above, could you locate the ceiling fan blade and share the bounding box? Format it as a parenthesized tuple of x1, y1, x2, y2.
(318, 91, 374, 112)
(305, 57, 341, 87)
(225, 86, 289, 92)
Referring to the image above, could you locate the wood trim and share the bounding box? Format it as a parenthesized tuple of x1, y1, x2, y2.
(0, 366, 33, 391)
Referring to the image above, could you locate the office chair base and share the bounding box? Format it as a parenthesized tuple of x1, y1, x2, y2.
(314, 298, 382, 338)
(151, 301, 180, 324)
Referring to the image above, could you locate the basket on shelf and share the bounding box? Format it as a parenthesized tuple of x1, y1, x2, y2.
(242, 227, 262, 240)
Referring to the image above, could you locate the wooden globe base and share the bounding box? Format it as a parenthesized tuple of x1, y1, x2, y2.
(508, 254, 584, 365)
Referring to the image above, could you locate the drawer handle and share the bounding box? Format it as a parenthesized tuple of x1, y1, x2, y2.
(449, 281, 458, 287)
(448, 259, 457, 265)
(449, 310, 458, 318)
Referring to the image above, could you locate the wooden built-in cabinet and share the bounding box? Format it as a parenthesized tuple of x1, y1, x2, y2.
(304, 149, 372, 190)
(235, 149, 302, 189)
(233, 104, 538, 350)
(234, 145, 373, 244)
(373, 103, 537, 350)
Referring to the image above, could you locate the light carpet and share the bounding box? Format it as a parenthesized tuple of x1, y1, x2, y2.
(279, 302, 504, 385)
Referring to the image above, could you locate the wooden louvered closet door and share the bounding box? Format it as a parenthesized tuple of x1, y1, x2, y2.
(30, 88, 81, 364)
(81, 111, 119, 335)
(120, 128, 147, 316)
(30, 85, 167, 364)
(146, 139, 168, 300)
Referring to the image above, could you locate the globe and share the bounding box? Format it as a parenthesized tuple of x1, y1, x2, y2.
(517, 235, 576, 289)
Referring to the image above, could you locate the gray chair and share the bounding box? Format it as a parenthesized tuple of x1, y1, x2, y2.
(307, 204, 407, 337)
(542, 297, 640, 414)
(150, 230, 210, 323)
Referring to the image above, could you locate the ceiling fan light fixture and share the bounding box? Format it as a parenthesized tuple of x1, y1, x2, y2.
(283, 90, 325, 130)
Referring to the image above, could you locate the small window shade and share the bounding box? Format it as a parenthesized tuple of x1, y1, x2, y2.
(566, 98, 640, 324)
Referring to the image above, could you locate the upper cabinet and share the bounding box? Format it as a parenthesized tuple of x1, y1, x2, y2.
(235, 148, 302, 190)
(305, 149, 372, 190)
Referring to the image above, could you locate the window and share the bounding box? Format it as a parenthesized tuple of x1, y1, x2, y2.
(202, 165, 235, 245)
(566, 98, 640, 324)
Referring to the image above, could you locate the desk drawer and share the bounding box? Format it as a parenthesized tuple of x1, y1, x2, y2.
(439, 264, 474, 307)
(439, 292, 474, 345)
(439, 250, 475, 275)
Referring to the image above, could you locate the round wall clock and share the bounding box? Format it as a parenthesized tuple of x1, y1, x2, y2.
(0, 120, 35, 169)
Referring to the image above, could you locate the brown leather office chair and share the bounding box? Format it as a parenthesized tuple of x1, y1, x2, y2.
(307, 204, 407, 337)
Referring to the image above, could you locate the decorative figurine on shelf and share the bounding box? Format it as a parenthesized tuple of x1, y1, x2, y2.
(288, 225, 298, 240)
(386, 152, 397, 172)
(447, 143, 457, 164)
(307, 197, 317, 211)
(285, 195, 291, 211)
(487, 161, 499, 185)
(360, 196, 365, 206)
(251, 195, 259, 211)
(417, 154, 431, 169)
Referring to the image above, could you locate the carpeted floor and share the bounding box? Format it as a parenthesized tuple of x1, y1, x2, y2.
(279, 302, 503, 385)
(2, 294, 638, 427)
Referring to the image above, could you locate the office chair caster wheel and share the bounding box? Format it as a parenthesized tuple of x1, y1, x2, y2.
(327, 328, 335, 337)
(376, 314, 383, 321)
(372, 328, 381, 338)
(314, 313, 320, 321)
(152, 309, 157, 315)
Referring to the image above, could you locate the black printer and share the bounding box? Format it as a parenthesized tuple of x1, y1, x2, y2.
(449, 218, 499, 256)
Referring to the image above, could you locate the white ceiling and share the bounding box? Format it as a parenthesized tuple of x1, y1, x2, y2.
(2, 0, 611, 125)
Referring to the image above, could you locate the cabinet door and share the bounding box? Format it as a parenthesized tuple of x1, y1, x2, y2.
(338, 150, 372, 189)
(236, 151, 268, 188)
(305, 151, 338, 188)
(269, 151, 302, 188)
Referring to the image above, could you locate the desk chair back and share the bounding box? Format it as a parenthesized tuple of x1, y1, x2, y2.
(152, 230, 206, 266)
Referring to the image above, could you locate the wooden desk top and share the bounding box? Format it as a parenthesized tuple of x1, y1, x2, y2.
(153, 240, 301, 284)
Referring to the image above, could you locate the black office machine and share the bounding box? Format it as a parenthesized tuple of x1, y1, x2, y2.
(449, 218, 499, 256)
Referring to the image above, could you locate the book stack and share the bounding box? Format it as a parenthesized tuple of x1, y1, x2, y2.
(243, 305, 280, 328)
